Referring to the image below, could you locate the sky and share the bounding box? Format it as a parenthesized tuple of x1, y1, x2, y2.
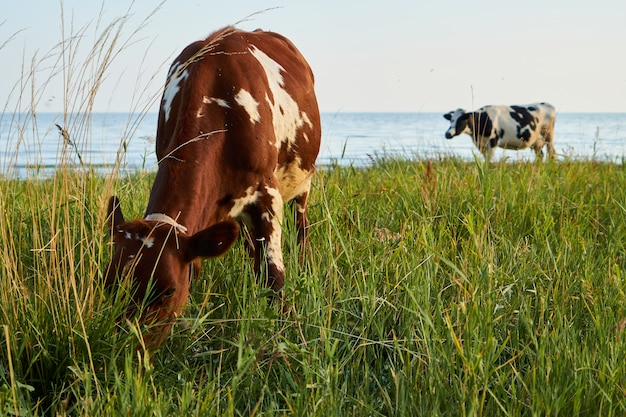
(1, 0, 625, 114)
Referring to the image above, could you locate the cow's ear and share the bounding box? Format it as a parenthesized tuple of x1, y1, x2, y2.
(185, 221, 239, 260)
(107, 196, 125, 235)
(443, 112, 452, 121)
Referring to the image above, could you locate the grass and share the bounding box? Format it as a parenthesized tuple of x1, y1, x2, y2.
(1, 157, 626, 416)
(3, 5, 626, 416)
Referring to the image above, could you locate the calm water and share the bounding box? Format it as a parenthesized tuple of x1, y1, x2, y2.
(1, 112, 625, 177)
(322, 112, 626, 165)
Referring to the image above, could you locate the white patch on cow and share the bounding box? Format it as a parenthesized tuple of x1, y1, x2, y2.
(142, 236, 155, 248)
(249, 46, 311, 150)
(264, 185, 284, 272)
(122, 230, 154, 248)
(162, 62, 189, 122)
(274, 156, 313, 202)
(234, 89, 261, 123)
(229, 186, 261, 218)
(196, 96, 230, 119)
(202, 96, 231, 109)
(303, 111, 314, 130)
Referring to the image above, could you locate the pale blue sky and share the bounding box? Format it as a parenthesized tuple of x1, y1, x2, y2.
(1, 0, 625, 113)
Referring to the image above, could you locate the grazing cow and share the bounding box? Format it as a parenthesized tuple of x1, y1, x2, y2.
(443, 103, 556, 161)
(105, 27, 321, 348)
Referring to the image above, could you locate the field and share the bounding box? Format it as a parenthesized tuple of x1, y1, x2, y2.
(2, 6, 626, 415)
(1, 157, 626, 416)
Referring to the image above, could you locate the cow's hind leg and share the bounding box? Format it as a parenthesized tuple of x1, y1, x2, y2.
(543, 124, 556, 159)
(293, 191, 313, 264)
(293, 191, 310, 246)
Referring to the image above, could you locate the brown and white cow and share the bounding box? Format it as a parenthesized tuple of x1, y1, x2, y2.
(444, 103, 556, 162)
(105, 27, 321, 348)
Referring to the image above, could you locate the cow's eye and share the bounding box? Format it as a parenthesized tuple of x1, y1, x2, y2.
(163, 288, 176, 298)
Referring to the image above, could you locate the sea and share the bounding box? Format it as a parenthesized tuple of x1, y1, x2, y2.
(1, 112, 625, 177)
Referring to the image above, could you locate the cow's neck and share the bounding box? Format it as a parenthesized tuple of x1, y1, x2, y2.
(144, 162, 223, 235)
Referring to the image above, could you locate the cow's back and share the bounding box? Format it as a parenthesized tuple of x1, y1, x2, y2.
(477, 103, 552, 148)
(149, 27, 321, 226)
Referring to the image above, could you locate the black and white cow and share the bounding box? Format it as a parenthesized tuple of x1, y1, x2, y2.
(444, 103, 556, 161)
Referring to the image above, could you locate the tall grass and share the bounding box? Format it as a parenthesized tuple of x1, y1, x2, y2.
(3, 7, 626, 417)
(4, 154, 626, 415)
(0, 5, 166, 415)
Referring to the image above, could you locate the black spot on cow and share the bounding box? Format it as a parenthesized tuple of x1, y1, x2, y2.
(489, 128, 504, 148)
(510, 106, 537, 142)
(518, 126, 532, 142)
(510, 106, 537, 128)
(472, 112, 493, 138)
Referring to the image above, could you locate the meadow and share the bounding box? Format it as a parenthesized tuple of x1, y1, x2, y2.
(1, 157, 626, 416)
(3, 7, 626, 416)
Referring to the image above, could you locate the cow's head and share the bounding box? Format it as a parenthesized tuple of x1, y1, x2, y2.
(105, 196, 239, 348)
(443, 109, 471, 139)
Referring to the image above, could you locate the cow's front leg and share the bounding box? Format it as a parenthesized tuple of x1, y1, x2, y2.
(483, 144, 496, 163)
(532, 142, 545, 161)
(251, 185, 285, 292)
(544, 128, 556, 159)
